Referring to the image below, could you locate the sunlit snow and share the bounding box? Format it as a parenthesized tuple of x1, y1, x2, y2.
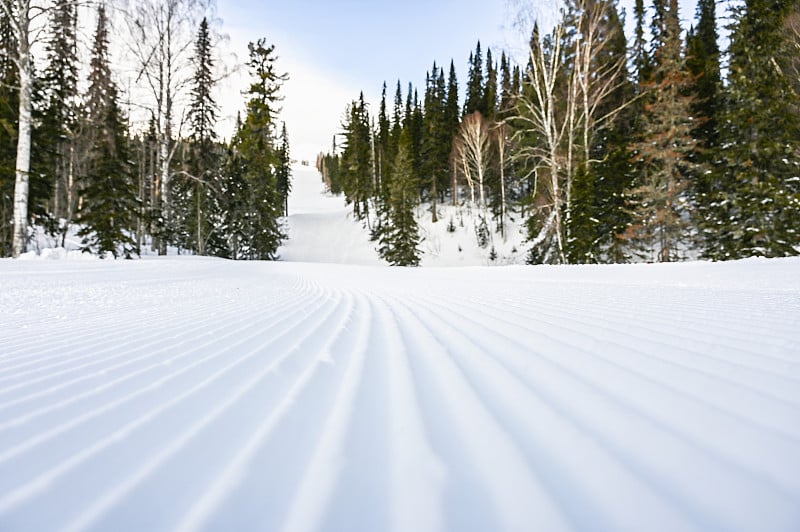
(1, 166, 799, 532)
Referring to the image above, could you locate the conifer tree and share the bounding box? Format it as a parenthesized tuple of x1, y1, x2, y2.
(685, 0, 721, 254)
(341, 93, 372, 219)
(276, 121, 291, 217)
(625, 0, 697, 262)
(707, 0, 800, 258)
(182, 16, 221, 255)
(0, 8, 18, 255)
(235, 38, 287, 259)
(483, 48, 498, 120)
(40, 0, 78, 233)
(379, 128, 421, 266)
(464, 42, 484, 115)
(78, 4, 139, 258)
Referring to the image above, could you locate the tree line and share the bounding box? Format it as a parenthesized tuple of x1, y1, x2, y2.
(0, 0, 291, 259)
(319, 0, 800, 266)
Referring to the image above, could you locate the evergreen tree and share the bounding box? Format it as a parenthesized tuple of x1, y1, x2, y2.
(625, 0, 697, 262)
(235, 38, 287, 259)
(483, 48, 498, 120)
(78, 4, 139, 258)
(499, 51, 514, 119)
(707, 0, 800, 258)
(0, 8, 18, 256)
(276, 121, 291, 217)
(379, 128, 421, 266)
(377, 81, 390, 192)
(40, 0, 79, 231)
(685, 0, 721, 254)
(464, 42, 484, 115)
(340, 92, 372, 218)
(182, 16, 221, 255)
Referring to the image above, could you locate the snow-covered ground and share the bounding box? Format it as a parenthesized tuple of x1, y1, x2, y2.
(1, 166, 800, 532)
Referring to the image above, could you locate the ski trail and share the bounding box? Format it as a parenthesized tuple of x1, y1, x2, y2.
(278, 291, 373, 532)
(0, 285, 342, 507)
(411, 293, 800, 531)
(0, 285, 308, 424)
(381, 296, 571, 532)
(396, 294, 700, 532)
(174, 290, 360, 532)
(60, 291, 357, 532)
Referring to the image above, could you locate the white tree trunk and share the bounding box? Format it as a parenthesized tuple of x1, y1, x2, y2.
(10, 1, 32, 258)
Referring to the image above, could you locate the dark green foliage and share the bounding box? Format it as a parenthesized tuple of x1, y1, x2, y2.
(78, 5, 138, 258)
(175, 16, 223, 256)
(231, 38, 288, 260)
(0, 10, 18, 256)
(702, 0, 800, 259)
(340, 93, 372, 219)
(379, 131, 421, 266)
(625, 0, 698, 262)
(276, 122, 292, 217)
(464, 42, 484, 115)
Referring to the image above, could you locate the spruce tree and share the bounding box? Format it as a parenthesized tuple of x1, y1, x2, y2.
(235, 38, 287, 260)
(625, 0, 698, 262)
(183, 16, 221, 256)
(78, 5, 139, 258)
(0, 10, 18, 256)
(276, 121, 291, 217)
(684, 0, 721, 254)
(40, 0, 78, 231)
(705, 0, 800, 258)
(464, 42, 484, 115)
(379, 128, 421, 266)
(483, 48, 498, 120)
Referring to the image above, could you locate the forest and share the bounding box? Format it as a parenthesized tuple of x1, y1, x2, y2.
(1, 0, 291, 259)
(3, 0, 800, 265)
(318, 0, 800, 266)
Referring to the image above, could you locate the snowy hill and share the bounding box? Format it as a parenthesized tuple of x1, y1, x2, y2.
(1, 165, 800, 531)
(278, 164, 527, 267)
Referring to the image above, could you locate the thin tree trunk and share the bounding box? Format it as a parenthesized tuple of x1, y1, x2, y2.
(11, 4, 32, 257)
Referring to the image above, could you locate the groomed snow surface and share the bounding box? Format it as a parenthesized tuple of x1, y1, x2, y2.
(1, 166, 800, 532)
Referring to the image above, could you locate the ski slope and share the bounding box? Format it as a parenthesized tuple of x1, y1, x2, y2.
(1, 167, 800, 532)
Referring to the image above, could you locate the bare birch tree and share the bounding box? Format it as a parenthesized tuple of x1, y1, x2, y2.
(493, 120, 509, 241)
(2, 0, 35, 256)
(455, 111, 491, 211)
(513, 22, 569, 263)
(124, 0, 212, 254)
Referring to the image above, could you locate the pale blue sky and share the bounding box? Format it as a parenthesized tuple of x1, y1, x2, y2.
(215, 0, 517, 159)
(214, 0, 702, 160)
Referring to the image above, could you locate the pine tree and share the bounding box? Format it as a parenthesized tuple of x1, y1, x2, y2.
(625, 0, 698, 262)
(235, 38, 287, 260)
(182, 16, 221, 255)
(276, 121, 291, 217)
(40, 0, 78, 233)
(464, 42, 484, 115)
(684, 0, 721, 255)
(379, 128, 421, 266)
(0, 7, 18, 256)
(483, 48, 498, 120)
(707, 0, 800, 258)
(341, 92, 372, 218)
(78, 5, 139, 258)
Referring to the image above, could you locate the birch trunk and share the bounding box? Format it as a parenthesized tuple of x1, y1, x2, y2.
(10, 1, 32, 257)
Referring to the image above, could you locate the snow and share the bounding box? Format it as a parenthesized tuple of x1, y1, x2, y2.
(1, 165, 799, 532)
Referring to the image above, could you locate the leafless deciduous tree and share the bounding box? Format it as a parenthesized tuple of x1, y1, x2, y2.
(124, 0, 212, 254)
(1, 0, 62, 257)
(455, 111, 491, 212)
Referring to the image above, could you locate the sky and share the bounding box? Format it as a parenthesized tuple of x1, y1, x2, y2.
(213, 0, 525, 161)
(213, 0, 701, 162)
